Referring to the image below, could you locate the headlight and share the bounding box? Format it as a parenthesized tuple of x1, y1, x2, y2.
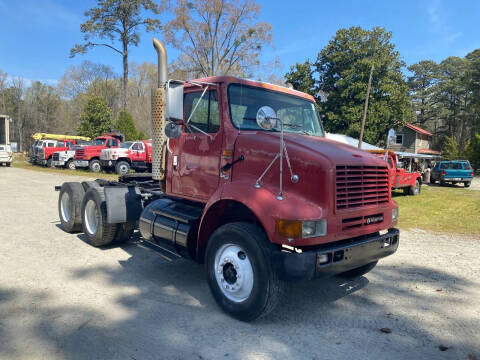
(392, 207, 399, 222)
(277, 219, 327, 238)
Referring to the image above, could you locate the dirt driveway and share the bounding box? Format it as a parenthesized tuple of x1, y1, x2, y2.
(0, 167, 479, 360)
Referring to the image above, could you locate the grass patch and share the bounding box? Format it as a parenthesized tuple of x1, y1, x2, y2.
(11, 154, 118, 180)
(394, 184, 480, 236)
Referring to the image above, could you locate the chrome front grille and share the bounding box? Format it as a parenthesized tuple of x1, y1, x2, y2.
(336, 165, 389, 210)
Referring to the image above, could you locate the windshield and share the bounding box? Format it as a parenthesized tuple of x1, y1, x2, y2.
(120, 142, 133, 149)
(228, 84, 324, 137)
(93, 139, 106, 146)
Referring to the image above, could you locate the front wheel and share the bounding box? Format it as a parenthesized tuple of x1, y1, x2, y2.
(115, 160, 131, 175)
(464, 181, 471, 188)
(205, 222, 283, 321)
(66, 159, 76, 170)
(46, 157, 53, 168)
(408, 179, 421, 195)
(89, 159, 101, 173)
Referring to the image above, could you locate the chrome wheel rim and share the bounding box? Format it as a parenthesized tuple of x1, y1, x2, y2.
(91, 162, 100, 172)
(68, 162, 75, 170)
(118, 164, 129, 175)
(84, 199, 99, 235)
(214, 244, 254, 302)
(60, 192, 71, 222)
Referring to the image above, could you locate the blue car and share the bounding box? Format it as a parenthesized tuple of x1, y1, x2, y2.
(431, 161, 474, 188)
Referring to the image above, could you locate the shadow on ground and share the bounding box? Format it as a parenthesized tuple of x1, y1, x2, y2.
(1, 234, 479, 360)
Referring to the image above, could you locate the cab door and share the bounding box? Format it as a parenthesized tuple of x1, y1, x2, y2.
(130, 142, 145, 162)
(170, 89, 223, 200)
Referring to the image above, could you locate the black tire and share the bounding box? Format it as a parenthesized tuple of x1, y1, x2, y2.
(338, 261, 378, 279)
(6, 162, 11, 167)
(440, 180, 446, 186)
(81, 180, 100, 192)
(66, 159, 76, 170)
(89, 159, 101, 173)
(46, 157, 53, 168)
(81, 187, 117, 247)
(58, 182, 85, 233)
(464, 181, 471, 188)
(115, 160, 131, 175)
(430, 177, 436, 184)
(115, 222, 136, 243)
(408, 179, 421, 196)
(205, 222, 283, 321)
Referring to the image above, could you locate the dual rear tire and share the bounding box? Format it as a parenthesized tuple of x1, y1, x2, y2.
(58, 181, 135, 246)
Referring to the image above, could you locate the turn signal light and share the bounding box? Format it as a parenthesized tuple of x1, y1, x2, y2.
(276, 220, 302, 238)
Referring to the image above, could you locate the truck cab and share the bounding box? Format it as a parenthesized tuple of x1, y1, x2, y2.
(74, 133, 124, 172)
(52, 140, 92, 169)
(56, 39, 400, 321)
(100, 140, 152, 175)
(34, 140, 57, 164)
(38, 139, 78, 167)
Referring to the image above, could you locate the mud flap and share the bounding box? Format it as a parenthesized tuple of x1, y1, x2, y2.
(104, 186, 143, 223)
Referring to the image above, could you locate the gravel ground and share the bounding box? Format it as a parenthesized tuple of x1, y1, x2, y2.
(0, 167, 479, 360)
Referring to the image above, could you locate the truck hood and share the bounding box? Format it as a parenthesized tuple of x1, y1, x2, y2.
(233, 131, 389, 211)
(100, 147, 129, 160)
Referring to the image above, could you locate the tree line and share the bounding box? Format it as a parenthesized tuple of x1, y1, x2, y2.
(286, 27, 480, 167)
(0, 0, 479, 168)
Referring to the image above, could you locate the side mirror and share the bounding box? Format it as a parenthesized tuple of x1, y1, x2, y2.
(165, 122, 181, 139)
(166, 80, 184, 123)
(256, 106, 278, 130)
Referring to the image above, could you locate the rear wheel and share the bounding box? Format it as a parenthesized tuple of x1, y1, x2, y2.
(338, 261, 378, 279)
(89, 159, 101, 173)
(115, 160, 131, 175)
(206, 222, 283, 321)
(66, 159, 76, 170)
(58, 182, 85, 233)
(81, 187, 117, 247)
(464, 181, 471, 188)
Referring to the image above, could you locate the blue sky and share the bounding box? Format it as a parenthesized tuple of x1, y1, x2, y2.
(0, 0, 479, 85)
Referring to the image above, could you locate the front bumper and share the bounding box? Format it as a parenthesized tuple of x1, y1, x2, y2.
(52, 160, 66, 166)
(272, 228, 399, 281)
(74, 160, 89, 168)
(442, 177, 472, 182)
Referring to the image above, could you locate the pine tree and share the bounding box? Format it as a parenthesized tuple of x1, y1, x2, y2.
(78, 96, 113, 139)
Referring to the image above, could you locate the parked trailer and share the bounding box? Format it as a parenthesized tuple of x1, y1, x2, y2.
(56, 39, 400, 321)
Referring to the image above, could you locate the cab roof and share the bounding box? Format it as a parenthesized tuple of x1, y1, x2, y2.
(185, 76, 316, 103)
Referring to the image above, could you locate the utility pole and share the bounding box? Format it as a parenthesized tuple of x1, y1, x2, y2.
(358, 63, 374, 149)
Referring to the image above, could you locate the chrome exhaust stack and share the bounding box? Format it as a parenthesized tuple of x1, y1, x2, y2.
(151, 38, 168, 181)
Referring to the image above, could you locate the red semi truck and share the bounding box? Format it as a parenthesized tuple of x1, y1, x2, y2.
(56, 39, 399, 321)
(100, 139, 152, 175)
(73, 132, 124, 172)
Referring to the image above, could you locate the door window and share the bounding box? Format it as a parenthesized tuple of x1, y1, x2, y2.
(132, 142, 144, 151)
(184, 90, 220, 133)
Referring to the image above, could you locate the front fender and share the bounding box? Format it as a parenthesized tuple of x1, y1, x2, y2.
(198, 179, 325, 248)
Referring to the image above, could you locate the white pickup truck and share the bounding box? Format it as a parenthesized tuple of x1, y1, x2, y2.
(0, 144, 13, 166)
(52, 141, 91, 169)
